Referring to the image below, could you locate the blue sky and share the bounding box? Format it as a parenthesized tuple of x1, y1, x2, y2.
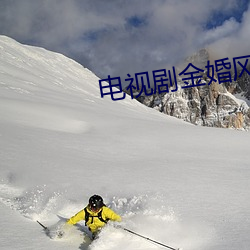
(206, 0, 249, 28)
(0, 0, 249, 81)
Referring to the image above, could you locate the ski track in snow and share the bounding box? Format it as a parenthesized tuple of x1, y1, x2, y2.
(0, 179, 211, 250)
(0, 99, 91, 134)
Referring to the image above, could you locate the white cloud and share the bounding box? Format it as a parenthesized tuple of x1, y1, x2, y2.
(0, 0, 248, 80)
(208, 4, 250, 59)
(201, 18, 240, 45)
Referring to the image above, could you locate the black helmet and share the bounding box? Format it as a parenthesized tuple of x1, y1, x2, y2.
(89, 195, 104, 210)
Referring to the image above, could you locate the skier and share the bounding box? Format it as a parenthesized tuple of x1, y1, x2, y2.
(66, 194, 122, 239)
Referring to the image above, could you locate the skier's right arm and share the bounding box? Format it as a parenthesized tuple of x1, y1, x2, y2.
(67, 209, 85, 225)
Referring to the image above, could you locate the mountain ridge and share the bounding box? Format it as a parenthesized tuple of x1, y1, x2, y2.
(128, 48, 250, 130)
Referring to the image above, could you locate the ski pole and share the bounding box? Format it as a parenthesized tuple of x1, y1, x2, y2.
(37, 220, 48, 231)
(122, 227, 180, 250)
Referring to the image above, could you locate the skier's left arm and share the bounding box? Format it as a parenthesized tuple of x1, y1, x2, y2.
(104, 207, 122, 222)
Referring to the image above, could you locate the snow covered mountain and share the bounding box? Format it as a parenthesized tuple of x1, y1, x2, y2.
(0, 36, 250, 250)
(133, 49, 250, 130)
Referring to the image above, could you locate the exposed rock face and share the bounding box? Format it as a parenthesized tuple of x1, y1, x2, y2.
(130, 49, 250, 130)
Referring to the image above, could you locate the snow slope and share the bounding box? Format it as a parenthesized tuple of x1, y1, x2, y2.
(0, 36, 249, 250)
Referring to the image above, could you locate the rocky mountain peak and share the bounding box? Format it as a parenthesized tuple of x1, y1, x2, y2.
(185, 48, 210, 69)
(130, 49, 250, 130)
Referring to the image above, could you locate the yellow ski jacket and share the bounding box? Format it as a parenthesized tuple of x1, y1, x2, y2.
(67, 206, 121, 233)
